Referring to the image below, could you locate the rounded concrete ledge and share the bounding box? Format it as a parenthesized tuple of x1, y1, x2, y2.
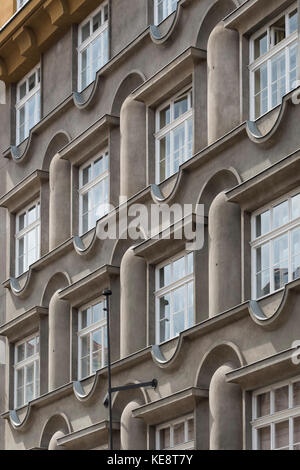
(73, 231, 97, 256)
(151, 332, 189, 369)
(72, 74, 104, 110)
(6, 133, 33, 163)
(150, 169, 185, 204)
(9, 407, 31, 430)
(149, 0, 191, 45)
(73, 374, 101, 402)
(246, 90, 296, 146)
(248, 279, 300, 330)
(8, 273, 32, 298)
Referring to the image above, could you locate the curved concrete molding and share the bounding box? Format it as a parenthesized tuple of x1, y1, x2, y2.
(73, 374, 100, 402)
(149, 0, 191, 45)
(248, 279, 300, 330)
(8, 272, 32, 298)
(150, 169, 185, 204)
(9, 407, 31, 430)
(72, 74, 104, 110)
(246, 91, 295, 145)
(7, 132, 34, 163)
(151, 332, 188, 369)
(73, 230, 97, 256)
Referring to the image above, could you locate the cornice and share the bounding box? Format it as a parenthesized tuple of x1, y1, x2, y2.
(132, 386, 208, 425)
(59, 114, 119, 166)
(0, 169, 48, 212)
(58, 264, 120, 307)
(0, 306, 47, 341)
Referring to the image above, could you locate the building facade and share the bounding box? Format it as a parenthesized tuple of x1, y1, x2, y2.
(1, 0, 300, 450)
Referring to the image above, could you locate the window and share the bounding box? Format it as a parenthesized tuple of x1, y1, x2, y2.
(78, 300, 108, 380)
(78, 3, 109, 91)
(155, 252, 194, 344)
(251, 190, 300, 299)
(154, 0, 179, 25)
(79, 151, 109, 235)
(16, 64, 41, 144)
(250, 5, 298, 120)
(14, 334, 39, 409)
(252, 378, 300, 450)
(16, 201, 40, 277)
(17, 0, 30, 11)
(156, 415, 194, 450)
(155, 89, 193, 183)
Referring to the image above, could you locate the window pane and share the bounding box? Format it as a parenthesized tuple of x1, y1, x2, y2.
(173, 123, 185, 173)
(80, 356, 90, 378)
(271, 16, 286, 46)
(16, 368, 24, 389)
(173, 422, 185, 446)
(94, 157, 103, 178)
(273, 200, 289, 229)
(256, 270, 271, 297)
(159, 294, 170, 342)
(159, 264, 171, 288)
(187, 282, 194, 328)
(275, 420, 289, 449)
(273, 235, 289, 290)
(27, 205, 37, 225)
(26, 338, 35, 358)
(17, 343, 25, 363)
(256, 244, 270, 272)
(294, 416, 300, 447)
(254, 64, 268, 118)
(289, 10, 298, 35)
(19, 82, 26, 100)
(81, 308, 92, 329)
(172, 286, 185, 337)
(292, 194, 300, 220)
(159, 134, 170, 181)
(257, 392, 270, 418)
(81, 22, 90, 42)
(256, 211, 270, 237)
(93, 302, 105, 323)
(173, 256, 185, 282)
(80, 335, 90, 358)
(254, 32, 268, 59)
(258, 426, 271, 450)
(17, 387, 24, 408)
(289, 43, 298, 91)
(160, 106, 170, 129)
(293, 382, 300, 407)
(271, 52, 286, 108)
(93, 11, 102, 32)
(174, 96, 188, 120)
(28, 73, 35, 91)
(274, 386, 289, 412)
(82, 164, 92, 186)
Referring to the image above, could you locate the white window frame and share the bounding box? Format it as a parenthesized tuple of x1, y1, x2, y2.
(154, 0, 178, 26)
(155, 87, 193, 184)
(14, 333, 40, 409)
(251, 188, 300, 300)
(17, 0, 30, 11)
(77, 3, 109, 92)
(15, 199, 41, 277)
(252, 376, 300, 450)
(249, 3, 298, 120)
(155, 251, 194, 344)
(79, 150, 110, 236)
(77, 298, 108, 380)
(16, 64, 41, 145)
(156, 415, 194, 450)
